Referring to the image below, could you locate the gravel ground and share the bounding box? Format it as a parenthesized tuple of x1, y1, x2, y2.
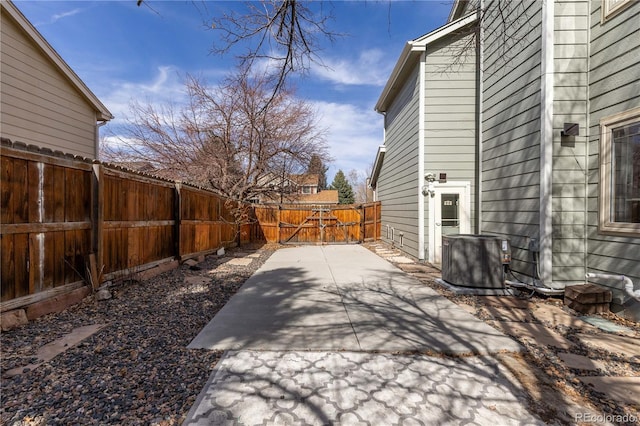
(1, 244, 277, 426)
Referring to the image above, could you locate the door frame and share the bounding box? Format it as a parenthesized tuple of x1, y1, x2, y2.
(427, 181, 471, 264)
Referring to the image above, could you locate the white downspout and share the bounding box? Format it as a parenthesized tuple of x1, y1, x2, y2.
(477, 1, 484, 234)
(539, 0, 555, 287)
(418, 51, 426, 261)
(95, 120, 108, 160)
(583, 0, 592, 282)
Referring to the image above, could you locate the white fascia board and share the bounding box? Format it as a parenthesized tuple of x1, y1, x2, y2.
(375, 42, 416, 113)
(448, 0, 464, 22)
(2, 1, 113, 121)
(369, 145, 386, 188)
(375, 12, 478, 113)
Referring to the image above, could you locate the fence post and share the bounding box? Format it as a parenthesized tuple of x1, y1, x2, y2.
(277, 205, 282, 244)
(360, 204, 365, 243)
(375, 202, 380, 239)
(174, 181, 182, 261)
(91, 162, 103, 289)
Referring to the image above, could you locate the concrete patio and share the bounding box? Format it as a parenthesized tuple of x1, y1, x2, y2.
(184, 245, 543, 425)
(188, 245, 521, 354)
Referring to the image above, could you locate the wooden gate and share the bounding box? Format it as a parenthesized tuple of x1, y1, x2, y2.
(252, 202, 381, 244)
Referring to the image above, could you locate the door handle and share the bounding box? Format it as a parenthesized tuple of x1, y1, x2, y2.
(436, 222, 441, 226)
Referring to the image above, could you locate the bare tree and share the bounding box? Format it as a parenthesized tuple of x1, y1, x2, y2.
(136, 0, 534, 88)
(441, 0, 538, 71)
(207, 0, 341, 98)
(103, 70, 329, 225)
(348, 168, 371, 204)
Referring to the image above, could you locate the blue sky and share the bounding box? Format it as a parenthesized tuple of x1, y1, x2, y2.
(15, 0, 453, 182)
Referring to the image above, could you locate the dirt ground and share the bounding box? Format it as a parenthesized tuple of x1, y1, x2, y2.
(362, 241, 640, 426)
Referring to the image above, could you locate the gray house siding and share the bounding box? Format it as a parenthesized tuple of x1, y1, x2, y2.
(481, 0, 543, 278)
(551, 0, 590, 285)
(586, 0, 640, 318)
(378, 65, 421, 257)
(376, 25, 478, 261)
(424, 32, 478, 241)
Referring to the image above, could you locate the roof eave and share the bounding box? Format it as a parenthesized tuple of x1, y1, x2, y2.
(375, 12, 478, 113)
(448, 0, 471, 23)
(375, 43, 422, 114)
(369, 145, 386, 188)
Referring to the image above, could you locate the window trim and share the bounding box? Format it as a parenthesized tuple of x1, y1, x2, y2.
(599, 107, 640, 236)
(602, 0, 633, 22)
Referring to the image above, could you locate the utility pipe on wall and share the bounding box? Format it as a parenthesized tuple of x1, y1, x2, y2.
(586, 273, 640, 302)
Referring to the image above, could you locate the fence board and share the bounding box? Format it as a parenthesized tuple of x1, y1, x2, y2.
(42, 232, 54, 290)
(13, 158, 28, 223)
(27, 162, 39, 223)
(1, 155, 13, 224)
(53, 230, 65, 286)
(1, 235, 15, 300)
(13, 233, 29, 298)
(52, 165, 65, 221)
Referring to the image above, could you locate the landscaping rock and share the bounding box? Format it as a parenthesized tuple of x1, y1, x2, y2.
(0, 245, 276, 425)
(95, 289, 112, 301)
(1, 309, 28, 332)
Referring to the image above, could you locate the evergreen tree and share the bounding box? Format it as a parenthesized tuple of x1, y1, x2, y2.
(307, 154, 328, 190)
(330, 170, 355, 204)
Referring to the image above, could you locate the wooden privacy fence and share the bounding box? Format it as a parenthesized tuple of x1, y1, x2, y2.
(1, 142, 381, 312)
(252, 203, 381, 244)
(1, 143, 238, 312)
(1, 145, 94, 309)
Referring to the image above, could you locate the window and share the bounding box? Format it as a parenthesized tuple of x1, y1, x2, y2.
(600, 107, 640, 235)
(602, 0, 632, 21)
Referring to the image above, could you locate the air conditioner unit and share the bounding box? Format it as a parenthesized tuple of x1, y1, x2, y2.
(442, 234, 511, 289)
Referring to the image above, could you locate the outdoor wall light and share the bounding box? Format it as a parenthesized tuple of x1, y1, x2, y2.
(561, 123, 579, 137)
(423, 173, 436, 198)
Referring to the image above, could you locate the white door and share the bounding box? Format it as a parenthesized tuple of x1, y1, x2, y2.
(429, 183, 470, 265)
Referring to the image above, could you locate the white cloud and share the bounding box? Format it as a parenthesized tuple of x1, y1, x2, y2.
(99, 68, 386, 182)
(50, 8, 81, 24)
(312, 49, 393, 87)
(101, 135, 139, 148)
(312, 100, 383, 179)
(100, 66, 187, 126)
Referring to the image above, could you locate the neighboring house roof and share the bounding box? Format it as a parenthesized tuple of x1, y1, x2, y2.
(296, 190, 339, 205)
(1, 0, 113, 121)
(375, 12, 478, 113)
(112, 161, 157, 174)
(291, 174, 319, 187)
